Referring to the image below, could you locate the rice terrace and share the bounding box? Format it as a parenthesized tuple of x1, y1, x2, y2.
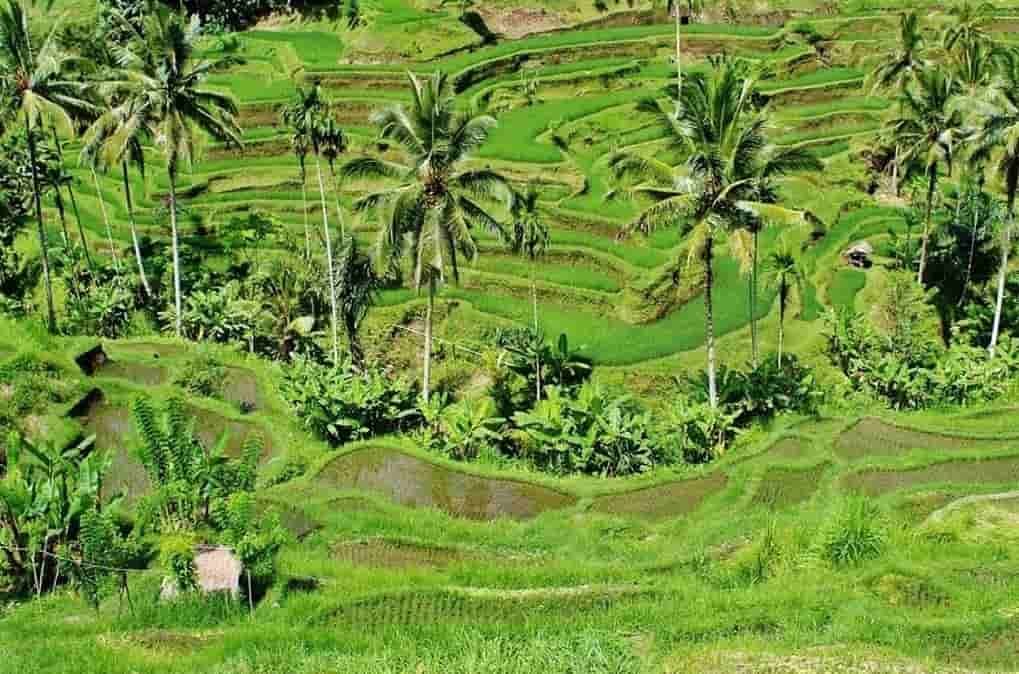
(2, 0, 1019, 670)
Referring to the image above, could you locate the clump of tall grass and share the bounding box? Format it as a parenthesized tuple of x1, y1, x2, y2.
(821, 496, 886, 567)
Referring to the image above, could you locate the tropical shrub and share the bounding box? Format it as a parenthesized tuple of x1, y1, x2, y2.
(211, 493, 289, 589)
(684, 354, 821, 426)
(64, 275, 135, 338)
(417, 396, 504, 461)
(160, 533, 199, 595)
(163, 280, 258, 345)
(488, 328, 592, 417)
(131, 397, 261, 532)
(512, 383, 666, 476)
(0, 433, 109, 596)
(279, 356, 420, 446)
(173, 354, 227, 399)
(660, 399, 740, 464)
(825, 307, 1019, 408)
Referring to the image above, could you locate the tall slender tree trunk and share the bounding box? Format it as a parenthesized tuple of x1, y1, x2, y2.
(64, 175, 94, 274)
(960, 186, 980, 308)
(674, 0, 682, 119)
(778, 284, 787, 369)
(122, 162, 151, 298)
(917, 171, 936, 285)
(530, 262, 542, 401)
(49, 124, 93, 271)
(704, 233, 718, 408)
(298, 157, 311, 259)
(26, 114, 57, 334)
(314, 153, 340, 365)
(990, 197, 1014, 358)
(750, 227, 759, 367)
(423, 275, 435, 402)
(329, 162, 345, 240)
(167, 167, 183, 338)
(892, 144, 900, 197)
(54, 190, 70, 246)
(91, 166, 121, 273)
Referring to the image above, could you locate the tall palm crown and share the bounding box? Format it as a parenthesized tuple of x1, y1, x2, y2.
(280, 83, 328, 153)
(105, 7, 242, 179)
(942, 1, 994, 53)
(0, 0, 96, 333)
(868, 11, 927, 92)
(886, 67, 963, 282)
(507, 184, 550, 263)
(0, 0, 96, 134)
(972, 59, 1019, 214)
(972, 57, 1019, 356)
(343, 71, 512, 288)
(101, 4, 241, 337)
(608, 61, 819, 405)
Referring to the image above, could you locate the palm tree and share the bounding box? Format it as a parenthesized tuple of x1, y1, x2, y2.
(318, 116, 348, 238)
(281, 90, 315, 260)
(505, 183, 550, 399)
(81, 67, 156, 298)
(282, 84, 344, 363)
(765, 246, 804, 367)
(886, 67, 962, 285)
(104, 6, 242, 337)
(868, 11, 927, 196)
(0, 0, 97, 333)
(335, 236, 380, 369)
(943, 1, 994, 53)
(608, 62, 819, 407)
(972, 58, 1019, 357)
(47, 123, 94, 272)
(342, 71, 512, 401)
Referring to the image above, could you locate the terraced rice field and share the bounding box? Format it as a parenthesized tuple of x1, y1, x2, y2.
(48, 7, 911, 374)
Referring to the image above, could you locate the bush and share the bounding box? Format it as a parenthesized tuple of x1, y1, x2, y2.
(173, 354, 227, 399)
(685, 354, 821, 426)
(825, 307, 1019, 409)
(512, 383, 668, 476)
(417, 396, 504, 461)
(160, 534, 198, 595)
(660, 399, 740, 464)
(279, 356, 420, 446)
(822, 496, 886, 567)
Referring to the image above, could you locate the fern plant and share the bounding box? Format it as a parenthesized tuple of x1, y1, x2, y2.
(131, 397, 262, 532)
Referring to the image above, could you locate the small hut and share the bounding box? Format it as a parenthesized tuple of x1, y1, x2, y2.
(844, 241, 874, 269)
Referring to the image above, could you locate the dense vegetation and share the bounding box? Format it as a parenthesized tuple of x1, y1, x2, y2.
(1, 0, 1019, 671)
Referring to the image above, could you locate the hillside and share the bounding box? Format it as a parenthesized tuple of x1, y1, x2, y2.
(2, 0, 1019, 671)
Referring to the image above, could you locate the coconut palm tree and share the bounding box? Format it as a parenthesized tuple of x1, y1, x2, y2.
(608, 61, 820, 407)
(46, 123, 94, 272)
(972, 58, 1019, 357)
(342, 71, 512, 401)
(943, 1, 995, 53)
(869, 11, 927, 196)
(0, 0, 97, 333)
(281, 89, 316, 260)
(335, 236, 379, 369)
(765, 246, 804, 367)
(318, 116, 348, 238)
(885, 67, 963, 285)
(282, 84, 345, 363)
(103, 5, 242, 337)
(505, 183, 550, 399)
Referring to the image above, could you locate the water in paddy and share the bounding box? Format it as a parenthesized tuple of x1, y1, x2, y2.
(590, 473, 727, 520)
(316, 447, 577, 520)
(844, 456, 1019, 496)
(835, 418, 1018, 460)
